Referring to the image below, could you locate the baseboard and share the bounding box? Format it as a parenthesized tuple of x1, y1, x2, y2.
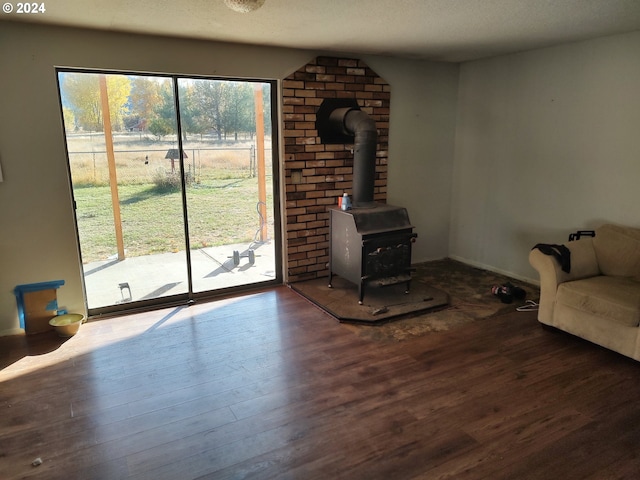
(0, 327, 25, 337)
(448, 255, 540, 287)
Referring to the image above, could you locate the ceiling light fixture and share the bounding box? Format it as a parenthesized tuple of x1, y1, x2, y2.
(224, 0, 265, 13)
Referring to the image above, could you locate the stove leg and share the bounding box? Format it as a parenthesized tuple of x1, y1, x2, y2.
(328, 271, 333, 288)
(358, 283, 364, 305)
(405, 279, 411, 294)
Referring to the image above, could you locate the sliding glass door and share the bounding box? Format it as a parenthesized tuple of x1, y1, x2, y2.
(177, 78, 276, 294)
(57, 70, 280, 314)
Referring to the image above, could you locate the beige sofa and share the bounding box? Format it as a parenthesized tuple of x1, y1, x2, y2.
(529, 224, 640, 361)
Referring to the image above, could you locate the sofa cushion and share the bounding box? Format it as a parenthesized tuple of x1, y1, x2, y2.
(593, 224, 640, 281)
(556, 275, 640, 328)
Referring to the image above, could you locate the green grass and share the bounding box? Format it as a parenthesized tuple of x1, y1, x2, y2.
(66, 132, 275, 263)
(74, 178, 273, 263)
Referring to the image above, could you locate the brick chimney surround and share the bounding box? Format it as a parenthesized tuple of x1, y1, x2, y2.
(283, 56, 390, 283)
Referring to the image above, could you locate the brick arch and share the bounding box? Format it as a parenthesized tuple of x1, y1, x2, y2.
(282, 57, 390, 282)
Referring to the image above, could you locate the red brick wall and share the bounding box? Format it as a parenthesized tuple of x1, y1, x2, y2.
(283, 57, 390, 282)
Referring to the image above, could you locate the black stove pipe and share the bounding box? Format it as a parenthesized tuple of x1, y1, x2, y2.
(328, 107, 378, 208)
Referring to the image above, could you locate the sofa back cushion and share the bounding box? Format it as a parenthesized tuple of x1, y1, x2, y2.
(593, 224, 640, 280)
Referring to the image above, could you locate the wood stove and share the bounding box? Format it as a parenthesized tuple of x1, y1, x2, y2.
(317, 98, 417, 304)
(329, 204, 417, 304)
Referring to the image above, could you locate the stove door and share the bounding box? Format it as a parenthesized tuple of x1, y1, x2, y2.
(363, 231, 415, 280)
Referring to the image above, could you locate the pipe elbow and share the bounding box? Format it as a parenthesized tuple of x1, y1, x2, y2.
(328, 107, 377, 137)
(344, 109, 377, 135)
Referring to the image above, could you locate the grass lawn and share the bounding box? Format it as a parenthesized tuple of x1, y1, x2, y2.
(74, 178, 273, 263)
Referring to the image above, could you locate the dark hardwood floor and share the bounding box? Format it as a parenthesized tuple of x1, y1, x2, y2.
(1, 285, 639, 479)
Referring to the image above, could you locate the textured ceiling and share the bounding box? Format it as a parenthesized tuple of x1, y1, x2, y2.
(4, 0, 640, 62)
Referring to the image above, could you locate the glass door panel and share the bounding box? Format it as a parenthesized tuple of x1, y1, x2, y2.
(59, 72, 189, 311)
(177, 79, 277, 293)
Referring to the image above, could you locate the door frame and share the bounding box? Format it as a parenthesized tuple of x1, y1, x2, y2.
(56, 68, 283, 318)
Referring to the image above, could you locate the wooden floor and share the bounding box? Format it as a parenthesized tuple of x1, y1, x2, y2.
(1, 286, 640, 479)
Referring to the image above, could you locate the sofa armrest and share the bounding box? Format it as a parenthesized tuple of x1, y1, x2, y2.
(529, 238, 599, 325)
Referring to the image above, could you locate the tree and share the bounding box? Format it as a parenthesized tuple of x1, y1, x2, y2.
(62, 107, 76, 132)
(61, 73, 101, 130)
(128, 77, 162, 131)
(259, 83, 272, 136)
(148, 117, 174, 139)
(171, 79, 273, 142)
(61, 73, 131, 131)
(225, 82, 253, 141)
(191, 80, 227, 141)
(180, 82, 209, 140)
(105, 76, 131, 131)
(176, 81, 205, 141)
(149, 81, 177, 140)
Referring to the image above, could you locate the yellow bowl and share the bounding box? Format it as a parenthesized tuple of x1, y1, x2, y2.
(49, 313, 85, 337)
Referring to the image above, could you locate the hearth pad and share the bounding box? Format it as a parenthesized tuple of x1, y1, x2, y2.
(290, 276, 449, 324)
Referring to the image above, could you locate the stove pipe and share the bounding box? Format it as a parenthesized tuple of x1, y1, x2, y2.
(328, 107, 378, 208)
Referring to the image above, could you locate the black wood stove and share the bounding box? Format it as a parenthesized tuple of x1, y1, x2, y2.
(328, 204, 417, 304)
(318, 99, 418, 304)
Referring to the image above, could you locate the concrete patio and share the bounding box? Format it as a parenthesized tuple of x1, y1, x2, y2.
(82, 240, 277, 309)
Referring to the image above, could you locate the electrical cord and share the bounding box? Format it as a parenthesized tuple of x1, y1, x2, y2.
(250, 201, 267, 249)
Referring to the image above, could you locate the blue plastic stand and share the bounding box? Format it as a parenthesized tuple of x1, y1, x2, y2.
(14, 280, 65, 329)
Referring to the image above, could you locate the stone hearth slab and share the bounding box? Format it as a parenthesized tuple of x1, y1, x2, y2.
(290, 275, 449, 324)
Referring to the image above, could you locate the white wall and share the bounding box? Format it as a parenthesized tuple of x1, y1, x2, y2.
(450, 31, 640, 283)
(382, 59, 459, 262)
(0, 22, 459, 334)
